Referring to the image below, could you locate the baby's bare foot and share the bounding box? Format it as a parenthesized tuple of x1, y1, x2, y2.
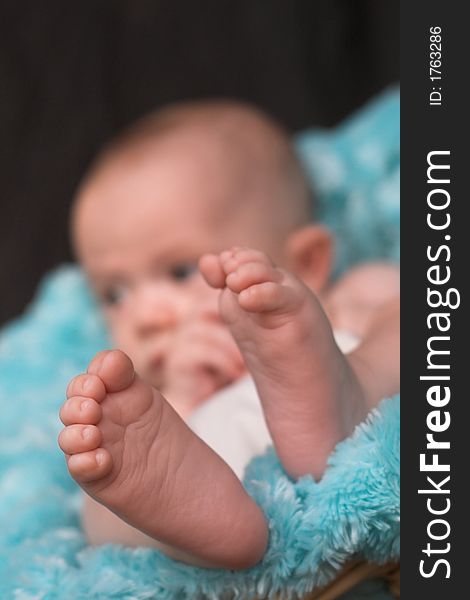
(58, 350, 267, 568)
(200, 248, 367, 480)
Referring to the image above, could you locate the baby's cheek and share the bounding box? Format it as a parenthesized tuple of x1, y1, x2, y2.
(103, 312, 120, 342)
(106, 318, 137, 358)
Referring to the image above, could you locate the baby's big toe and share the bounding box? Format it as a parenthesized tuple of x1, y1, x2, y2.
(87, 350, 135, 393)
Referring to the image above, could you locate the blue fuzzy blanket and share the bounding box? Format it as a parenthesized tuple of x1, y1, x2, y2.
(0, 89, 400, 599)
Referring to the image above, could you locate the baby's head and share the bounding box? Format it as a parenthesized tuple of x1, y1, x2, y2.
(72, 100, 332, 386)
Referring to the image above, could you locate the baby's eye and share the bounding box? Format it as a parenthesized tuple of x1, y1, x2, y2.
(169, 263, 198, 282)
(99, 284, 128, 307)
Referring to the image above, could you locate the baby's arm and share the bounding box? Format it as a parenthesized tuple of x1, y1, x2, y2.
(324, 262, 400, 338)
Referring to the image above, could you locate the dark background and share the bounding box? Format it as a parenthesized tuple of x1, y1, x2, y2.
(0, 0, 399, 326)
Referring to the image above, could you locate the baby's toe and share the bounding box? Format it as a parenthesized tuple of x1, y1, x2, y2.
(219, 248, 237, 263)
(66, 373, 106, 402)
(221, 247, 272, 276)
(226, 261, 281, 293)
(199, 253, 226, 288)
(239, 281, 298, 313)
(58, 424, 102, 455)
(67, 449, 113, 483)
(87, 350, 135, 393)
(60, 396, 102, 426)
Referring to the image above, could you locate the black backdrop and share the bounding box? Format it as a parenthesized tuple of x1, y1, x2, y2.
(0, 0, 399, 325)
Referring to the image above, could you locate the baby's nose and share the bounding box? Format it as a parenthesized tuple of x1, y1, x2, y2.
(133, 285, 187, 336)
(135, 306, 177, 337)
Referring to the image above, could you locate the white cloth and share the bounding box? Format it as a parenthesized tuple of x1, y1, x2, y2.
(187, 330, 360, 479)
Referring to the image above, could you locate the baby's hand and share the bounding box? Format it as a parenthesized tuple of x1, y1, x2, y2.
(162, 315, 245, 418)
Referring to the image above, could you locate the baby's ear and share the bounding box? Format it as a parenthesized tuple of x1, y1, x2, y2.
(285, 225, 334, 292)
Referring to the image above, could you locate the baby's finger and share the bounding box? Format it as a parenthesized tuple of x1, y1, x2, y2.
(170, 337, 244, 382)
(183, 320, 244, 367)
(194, 343, 244, 385)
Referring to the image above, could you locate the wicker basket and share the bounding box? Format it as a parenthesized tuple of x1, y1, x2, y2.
(268, 561, 400, 600)
(302, 561, 399, 600)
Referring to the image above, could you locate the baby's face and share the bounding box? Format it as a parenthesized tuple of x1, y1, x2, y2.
(74, 139, 283, 388)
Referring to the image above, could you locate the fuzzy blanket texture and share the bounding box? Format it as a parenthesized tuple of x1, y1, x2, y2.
(0, 88, 400, 599)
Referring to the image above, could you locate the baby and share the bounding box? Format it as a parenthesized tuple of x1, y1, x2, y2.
(58, 101, 400, 569)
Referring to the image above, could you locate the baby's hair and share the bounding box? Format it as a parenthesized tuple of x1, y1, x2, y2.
(83, 100, 314, 233)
